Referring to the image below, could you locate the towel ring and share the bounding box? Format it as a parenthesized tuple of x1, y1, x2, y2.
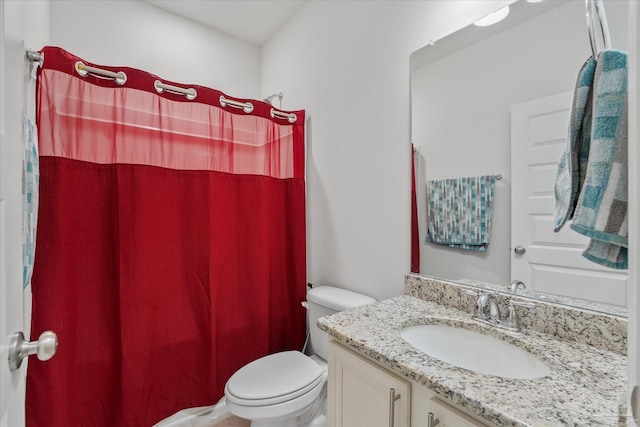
(586, 0, 611, 57)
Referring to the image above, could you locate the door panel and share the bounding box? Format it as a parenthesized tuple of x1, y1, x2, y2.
(0, 0, 25, 423)
(0, 199, 16, 427)
(0, 1, 49, 425)
(511, 92, 628, 306)
(628, 1, 639, 421)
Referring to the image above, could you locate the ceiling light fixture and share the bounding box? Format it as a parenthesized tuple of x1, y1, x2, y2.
(474, 5, 510, 27)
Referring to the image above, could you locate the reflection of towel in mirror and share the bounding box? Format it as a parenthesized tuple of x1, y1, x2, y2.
(570, 50, 628, 269)
(426, 175, 495, 251)
(554, 56, 596, 231)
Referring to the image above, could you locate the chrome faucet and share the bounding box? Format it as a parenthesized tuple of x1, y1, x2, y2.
(478, 292, 501, 323)
(465, 290, 500, 324)
(507, 280, 526, 294)
(464, 289, 535, 331)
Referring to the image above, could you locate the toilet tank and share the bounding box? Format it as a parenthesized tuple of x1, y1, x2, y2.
(306, 286, 376, 360)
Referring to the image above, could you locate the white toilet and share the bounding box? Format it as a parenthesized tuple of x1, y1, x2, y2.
(224, 286, 376, 427)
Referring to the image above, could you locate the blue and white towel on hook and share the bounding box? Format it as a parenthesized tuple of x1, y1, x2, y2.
(570, 49, 628, 269)
(426, 175, 495, 251)
(554, 56, 597, 231)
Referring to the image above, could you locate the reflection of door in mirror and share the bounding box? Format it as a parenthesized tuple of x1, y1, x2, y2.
(411, 0, 629, 309)
(511, 92, 627, 307)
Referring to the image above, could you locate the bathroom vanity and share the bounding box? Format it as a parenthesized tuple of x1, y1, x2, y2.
(328, 339, 485, 426)
(320, 275, 627, 426)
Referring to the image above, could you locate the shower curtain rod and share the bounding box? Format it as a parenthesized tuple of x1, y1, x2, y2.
(263, 92, 283, 104)
(154, 80, 197, 100)
(220, 95, 297, 123)
(26, 49, 43, 65)
(27, 49, 298, 122)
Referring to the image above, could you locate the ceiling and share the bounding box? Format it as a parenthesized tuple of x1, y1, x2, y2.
(143, 0, 307, 46)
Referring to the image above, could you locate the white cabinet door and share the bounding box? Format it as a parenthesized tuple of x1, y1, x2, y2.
(411, 380, 488, 427)
(429, 398, 487, 427)
(328, 341, 410, 427)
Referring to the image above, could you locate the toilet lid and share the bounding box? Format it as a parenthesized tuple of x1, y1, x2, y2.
(225, 351, 324, 405)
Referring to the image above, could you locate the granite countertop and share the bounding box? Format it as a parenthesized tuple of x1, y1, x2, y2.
(318, 295, 627, 427)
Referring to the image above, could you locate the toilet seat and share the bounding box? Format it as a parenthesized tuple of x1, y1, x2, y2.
(225, 374, 326, 422)
(225, 351, 325, 406)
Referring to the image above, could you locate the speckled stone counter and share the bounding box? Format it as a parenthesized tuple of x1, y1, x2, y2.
(405, 274, 627, 356)
(318, 295, 627, 426)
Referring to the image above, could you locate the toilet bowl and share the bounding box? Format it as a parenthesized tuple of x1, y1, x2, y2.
(224, 286, 375, 427)
(225, 352, 327, 427)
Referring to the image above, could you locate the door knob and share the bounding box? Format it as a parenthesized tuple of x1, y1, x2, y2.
(8, 330, 58, 371)
(514, 245, 526, 255)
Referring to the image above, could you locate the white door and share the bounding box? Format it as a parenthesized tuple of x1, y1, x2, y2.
(0, 2, 52, 426)
(0, 0, 28, 425)
(511, 92, 627, 307)
(628, 1, 640, 423)
(0, 195, 25, 427)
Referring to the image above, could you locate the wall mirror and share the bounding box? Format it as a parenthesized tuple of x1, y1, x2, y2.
(411, 0, 629, 316)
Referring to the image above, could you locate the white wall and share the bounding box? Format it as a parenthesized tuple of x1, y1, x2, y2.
(49, 0, 261, 98)
(261, 1, 512, 300)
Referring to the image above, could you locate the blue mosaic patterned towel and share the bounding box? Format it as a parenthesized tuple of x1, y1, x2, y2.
(426, 175, 495, 251)
(22, 114, 39, 288)
(554, 56, 596, 231)
(571, 50, 628, 269)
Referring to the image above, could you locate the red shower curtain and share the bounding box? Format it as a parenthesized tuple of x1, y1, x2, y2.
(27, 47, 306, 427)
(411, 145, 420, 274)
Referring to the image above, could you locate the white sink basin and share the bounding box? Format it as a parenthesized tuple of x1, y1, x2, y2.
(400, 324, 550, 379)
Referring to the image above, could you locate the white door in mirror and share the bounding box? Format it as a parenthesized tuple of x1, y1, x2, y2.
(8, 331, 58, 371)
(511, 92, 627, 306)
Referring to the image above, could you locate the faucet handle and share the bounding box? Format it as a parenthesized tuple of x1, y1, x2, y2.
(510, 299, 535, 309)
(462, 289, 485, 319)
(503, 298, 535, 331)
(464, 290, 499, 322)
